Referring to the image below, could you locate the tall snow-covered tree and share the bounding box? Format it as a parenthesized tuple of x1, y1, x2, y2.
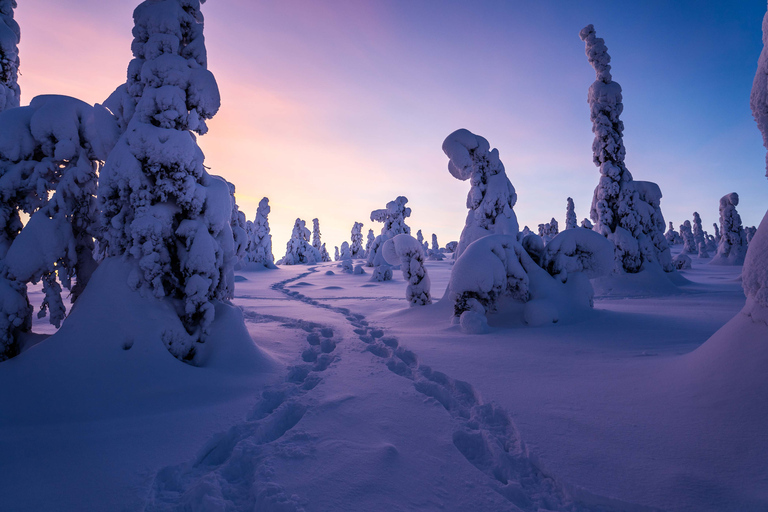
(416, 229, 424, 244)
(229, 183, 247, 270)
(364, 229, 374, 258)
(244, 197, 275, 268)
(691, 212, 705, 252)
(713, 222, 720, 242)
(0, 0, 20, 113)
(279, 218, 321, 265)
(442, 129, 519, 259)
(580, 24, 673, 274)
(565, 197, 578, 230)
(711, 193, 747, 265)
(0, 96, 119, 360)
(350, 221, 364, 258)
(311, 218, 322, 253)
(680, 221, 696, 254)
(366, 196, 411, 281)
(97, 0, 236, 361)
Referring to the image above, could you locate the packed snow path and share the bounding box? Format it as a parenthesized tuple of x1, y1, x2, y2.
(145, 266, 634, 511)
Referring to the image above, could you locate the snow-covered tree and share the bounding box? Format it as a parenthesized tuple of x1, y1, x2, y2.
(713, 222, 720, 243)
(565, 197, 578, 230)
(680, 221, 696, 254)
(428, 233, 445, 261)
(229, 183, 247, 269)
(366, 196, 411, 281)
(334, 246, 339, 261)
(705, 233, 717, 253)
(430, 233, 439, 252)
(319, 243, 331, 262)
(350, 222, 364, 258)
(97, 0, 235, 361)
(692, 212, 705, 252)
(698, 242, 710, 259)
(279, 218, 321, 265)
(364, 229, 374, 258)
(383, 234, 432, 306)
(310, 218, 331, 262)
(244, 197, 275, 268)
(442, 129, 519, 259)
(673, 253, 691, 270)
(0, 96, 119, 359)
(665, 221, 682, 245)
(711, 193, 747, 265)
(416, 229, 424, 244)
(0, 0, 20, 113)
(581, 218, 593, 229)
(745, 226, 757, 244)
(580, 24, 673, 274)
(445, 241, 458, 253)
(339, 241, 353, 273)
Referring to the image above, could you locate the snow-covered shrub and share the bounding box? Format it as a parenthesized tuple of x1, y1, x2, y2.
(366, 196, 411, 280)
(711, 193, 747, 265)
(580, 25, 673, 274)
(96, 0, 234, 361)
(0, 95, 119, 359)
(339, 241, 353, 274)
(520, 226, 532, 238)
(350, 222, 365, 258)
(665, 221, 682, 245)
(244, 197, 275, 268)
(745, 226, 757, 244)
(538, 218, 559, 243)
(680, 221, 696, 254)
(692, 212, 705, 252)
(673, 253, 692, 270)
(442, 129, 519, 259)
(445, 241, 458, 253)
(382, 234, 431, 306)
(565, 197, 578, 230)
(279, 218, 321, 265)
(0, 0, 20, 113)
(581, 218, 593, 230)
(540, 228, 614, 284)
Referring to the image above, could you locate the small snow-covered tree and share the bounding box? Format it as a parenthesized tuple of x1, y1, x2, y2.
(416, 229, 424, 244)
(692, 212, 705, 251)
(310, 218, 331, 262)
(366, 196, 411, 281)
(364, 229, 374, 258)
(581, 218, 593, 229)
(565, 197, 578, 230)
(97, 0, 235, 361)
(229, 183, 247, 269)
(698, 242, 710, 259)
(580, 25, 673, 274)
(334, 246, 339, 261)
(339, 241, 353, 273)
(244, 197, 275, 268)
(279, 218, 320, 265)
(442, 129, 519, 259)
(383, 234, 432, 306)
(713, 222, 720, 242)
(711, 193, 747, 265)
(319, 243, 331, 262)
(705, 233, 717, 253)
(428, 233, 445, 261)
(680, 221, 696, 254)
(350, 221, 364, 258)
(430, 233, 439, 252)
(745, 226, 757, 244)
(538, 218, 559, 244)
(665, 221, 682, 245)
(0, 0, 20, 113)
(445, 241, 458, 253)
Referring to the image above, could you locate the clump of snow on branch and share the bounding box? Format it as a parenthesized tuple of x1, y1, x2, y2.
(383, 234, 431, 306)
(711, 193, 747, 266)
(580, 25, 673, 274)
(244, 197, 275, 269)
(442, 129, 518, 259)
(565, 197, 578, 230)
(279, 218, 320, 265)
(0, 0, 20, 113)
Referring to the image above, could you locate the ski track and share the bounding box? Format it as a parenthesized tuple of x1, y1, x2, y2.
(145, 266, 640, 512)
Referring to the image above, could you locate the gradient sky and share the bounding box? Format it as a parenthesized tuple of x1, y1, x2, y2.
(14, 0, 768, 254)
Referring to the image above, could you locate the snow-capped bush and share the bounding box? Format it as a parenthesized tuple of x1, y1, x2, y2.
(680, 221, 696, 254)
(382, 234, 431, 306)
(366, 196, 411, 281)
(521, 234, 545, 266)
(711, 193, 747, 265)
(244, 197, 275, 268)
(0, 95, 119, 359)
(96, 0, 233, 361)
(581, 218, 593, 230)
(673, 253, 692, 270)
(350, 222, 365, 258)
(0, 0, 20, 113)
(565, 197, 578, 230)
(520, 226, 532, 238)
(540, 228, 615, 284)
(580, 25, 673, 274)
(339, 241, 353, 274)
(279, 218, 321, 265)
(442, 129, 519, 259)
(665, 221, 682, 245)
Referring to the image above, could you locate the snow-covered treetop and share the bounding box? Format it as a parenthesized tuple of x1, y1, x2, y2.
(370, 196, 411, 237)
(751, 3, 768, 178)
(579, 24, 612, 83)
(0, 0, 20, 112)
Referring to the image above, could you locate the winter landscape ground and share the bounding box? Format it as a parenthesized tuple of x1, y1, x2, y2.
(2, 1, 768, 511)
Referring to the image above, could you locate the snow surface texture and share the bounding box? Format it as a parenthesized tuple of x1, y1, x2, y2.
(580, 25, 673, 275)
(97, 0, 235, 360)
(442, 128, 519, 259)
(382, 234, 432, 306)
(565, 197, 577, 230)
(279, 218, 321, 265)
(446, 234, 601, 332)
(0, 0, 19, 113)
(243, 197, 276, 269)
(711, 193, 747, 266)
(0, 95, 119, 360)
(366, 196, 411, 281)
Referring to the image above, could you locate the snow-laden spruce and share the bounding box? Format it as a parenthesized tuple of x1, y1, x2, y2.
(0, 95, 119, 360)
(229, 183, 247, 271)
(745, 226, 757, 244)
(0, 0, 19, 113)
(581, 218, 593, 229)
(538, 218, 559, 244)
(339, 241, 353, 273)
(445, 241, 458, 253)
(383, 234, 431, 306)
(416, 230, 424, 245)
(680, 221, 696, 254)
(580, 25, 673, 274)
(97, 0, 236, 362)
(310, 218, 331, 262)
(364, 229, 374, 258)
(692, 212, 706, 253)
(243, 197, 276, 269)
(350, 222, 365, 259)
(565, 197, 578, 230)
(279, 218, 321, 265)
(442, 129, 519, 259)
(366, 196, 411, 281)
(665, 221, 682, 245)
(711, 193, 747, 265)
(428, 233, 445, 261)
